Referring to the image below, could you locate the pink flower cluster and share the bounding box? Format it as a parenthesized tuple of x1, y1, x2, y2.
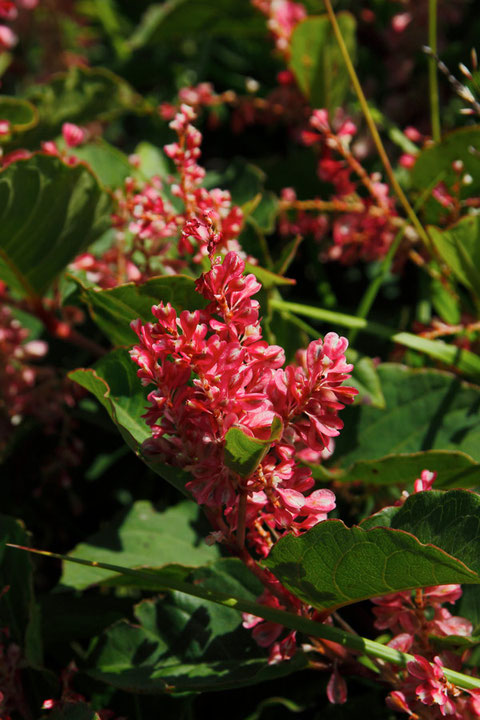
(130, 248, 357, 556)
(1, 123, 86, 167)
(0, 289, 48, 437)
(74, 104, 245, 288)
(0, 0, 37, 53)
(280, 109, 400, 264)
(374, 472, 480, 718)
(252, 0, 306, 53)
(388, 654, 480, 718)
(373, 584, 472, 650)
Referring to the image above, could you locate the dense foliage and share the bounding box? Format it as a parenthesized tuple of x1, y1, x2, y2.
(2, 1, 480, 718)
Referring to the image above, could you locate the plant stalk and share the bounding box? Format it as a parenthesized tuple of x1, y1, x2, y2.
(428, 0, 441, 142)
(322, 0, 433, 253)
(7, 543, 480, 692)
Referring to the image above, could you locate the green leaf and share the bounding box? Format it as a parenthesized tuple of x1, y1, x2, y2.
(264, 517, 479, 613)
(389, 490, 480, 628)
(0, 515, 42, 666)
(0, 154, 112, 297)
(128, 0, 264, 49)
(289, 13, 356, 112)
(0, 96, 38, 143)
(429, 215, 480, 298)
(248, 191, 279, 234)
(75, 274, 207, 346)
(12, 66, 143, 149)
(133, 141, 170, 179)
(348, 353, 385, 409)
(224, 418, 283, 478)
(363, 490, 480, 629)
(332, 363, 480, 467)
(60, 500, 218, 590)
(68, 139, 133, 188)
(69, 348, 150, 445)
(41, 593, 133, 647)
(87, 558, 307, 693)
(431, 275, 462, 324)
(69, 349, 192, 495)
(318, 450, 480, 489)
(411, 127, 480, 224)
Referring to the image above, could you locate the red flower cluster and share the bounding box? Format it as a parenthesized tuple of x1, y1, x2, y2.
(0, 0, 37, 53)
(74, 104, 245, 287)
(130, 247, 357, 556)
(252, 0, 306, 53)
(280, 109, 400, 264)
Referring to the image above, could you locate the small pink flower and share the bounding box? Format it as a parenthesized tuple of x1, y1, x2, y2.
(386, 690, 414, 715)
(62, 122, 87, 148)
(391, 12, 412, 33)
(327, 665, 347, 704)
(404, 126, 422, 143)
(0, 1, 17, 21)
(414, 469, 437, 493)
(0, 119, 10, 135)
(407, 655, 455, 713)
(0, 23, 17, 48)
(399, 153, 416, 169)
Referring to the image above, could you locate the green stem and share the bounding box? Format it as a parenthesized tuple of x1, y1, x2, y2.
(428, 0, 441, 142)
(323, 0, 433, 254)
(7, 543, 480, 691)
(269, 297, 480, 379)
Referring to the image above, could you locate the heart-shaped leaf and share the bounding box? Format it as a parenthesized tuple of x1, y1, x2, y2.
(0, 154, 112, 297)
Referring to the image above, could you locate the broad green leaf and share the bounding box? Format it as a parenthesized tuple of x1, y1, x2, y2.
(68, 139, 132, 188)
(75, 274, 207, 345)
(315, 450, 480, 489)
(0, 97, 38, 143)
(411, 127, 480, 223)
(60, 500, 218, 590)
(264, 517, 479, 612)
(134, 141, 170, 179)
(69, 349, 192, 495)
(0, 515, 42, 666)
(41, 594, 133, 647)
(389, 490, 480, 629)
(389, 491, 480, 571)
(362, 490, 480, 629)
(289, 13, 356, 112)
(87, 558, 307, 693)
(69, 348, 150, 446)
(429, 215, 480, 298)
(0, 154, 112, 297)
(128, 0, 264, 49)
(224, 418, 283, 478)
(12, 66, 143, 149)
(332, 364, 480, 467)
